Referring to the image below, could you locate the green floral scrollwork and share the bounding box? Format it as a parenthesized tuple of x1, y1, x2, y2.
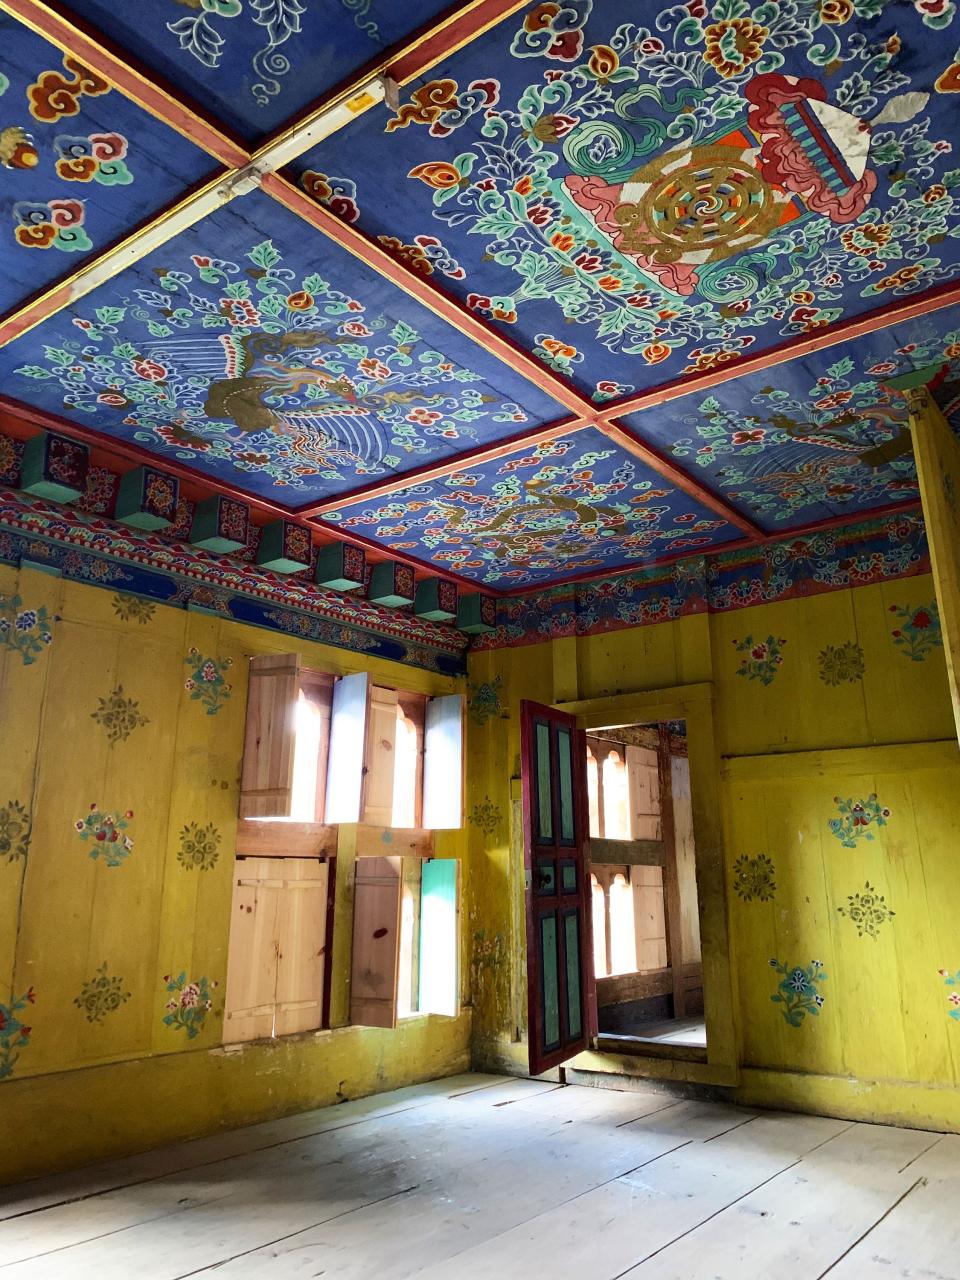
(161, 972, 217, 1038)
(837, 882, 895, 939)
(0, 988, 34, 1079)
(0, 595, 57, 664)
(184, 648, 233, 715)
(769, 959, 827, 1027)
(91, 686, 149, 744)
(828, 794, 889, 848)
(177, 822, 221, 872)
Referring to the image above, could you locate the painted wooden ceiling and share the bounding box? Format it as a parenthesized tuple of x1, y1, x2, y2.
(2, 0, 960, 595)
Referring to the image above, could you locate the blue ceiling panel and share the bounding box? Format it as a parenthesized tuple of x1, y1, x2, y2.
(323, 425, 742, 588)
(295, 0, 960, 399)
(59, 0, 459, 141)
(619, 310, 960, 532)
(0, 189, 564, 506)
(0, 14, 213, 316)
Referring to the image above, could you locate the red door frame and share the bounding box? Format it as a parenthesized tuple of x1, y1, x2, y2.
(520, 699, 597, 1075)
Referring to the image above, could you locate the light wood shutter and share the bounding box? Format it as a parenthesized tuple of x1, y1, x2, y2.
(350, 856, 402, 1027)
(362, 685, 398, 826)
(224, 856, 329, 1042)
(239, 655, 302, 819)
(422, 694, 463, 830)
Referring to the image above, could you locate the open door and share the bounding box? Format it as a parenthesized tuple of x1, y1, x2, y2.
(521, 700, 596, 1074)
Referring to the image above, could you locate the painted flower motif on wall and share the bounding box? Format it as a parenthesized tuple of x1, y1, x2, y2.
(184, 648, 233, 715)
(469, 796, 503, 836)
(889, 602, 943, 661)
(0, 801, 30, 863)
(0, 987, 34, 1080)
(161, 972, 217, 1038)
(732, 853, 777, 902)
(837, 882, 895, 939)
(769, 958, 827, 1027)
(818, 641, 865, 686)
(938, 968, 960, 1020)
(0, 594, 57, 664)
(91, 686, 149, 743)
(733, 634, 785, 685)
(112, 593, 156, 624)
(74, 962, 130, 1023)
(75, 804, 134, 868)
(829, 794, 890, 848)
(468, 676, 505, 726)
(177, 822, 221, 872)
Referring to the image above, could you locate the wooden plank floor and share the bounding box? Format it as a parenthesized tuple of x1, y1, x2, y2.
(1, 1074, 958, 1279)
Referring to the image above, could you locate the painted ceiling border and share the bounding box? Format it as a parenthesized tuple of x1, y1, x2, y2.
(471, 508, 932, 650)
(0, 486, 469, 674)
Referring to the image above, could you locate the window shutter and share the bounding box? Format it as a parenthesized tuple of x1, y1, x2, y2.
(224, 857, 282, 1042)
(350, 856, 402, 1028)
(362, 686, 398, 826)
(324, 672, 369, 823)
(422, 694, 463, 830)
(224, 856, 328, 1043)
(239, 655, 302, 819)
(274, 859, 330, 1036)
(419, 859, 459, 1016)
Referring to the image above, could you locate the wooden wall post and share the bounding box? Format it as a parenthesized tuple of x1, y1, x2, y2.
(657, 723, 686, 1019)
(901, 380, 960, 741)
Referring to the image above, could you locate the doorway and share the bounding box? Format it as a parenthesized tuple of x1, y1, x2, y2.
(585, 719, 706, 1057)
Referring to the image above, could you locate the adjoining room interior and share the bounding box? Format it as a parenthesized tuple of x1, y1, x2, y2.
(3, 0, 960, 1275)
(587, 719, 707, 1054)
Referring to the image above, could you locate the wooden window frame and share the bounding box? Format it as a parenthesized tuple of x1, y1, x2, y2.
(555, 683, 738, 1087)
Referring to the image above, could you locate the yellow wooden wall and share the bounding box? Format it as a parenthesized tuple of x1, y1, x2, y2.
(466, 575, 960, 1131)
(0, 564, 470, 1183)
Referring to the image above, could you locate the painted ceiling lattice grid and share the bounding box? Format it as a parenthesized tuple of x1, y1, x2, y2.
(1, 0, 960, 597)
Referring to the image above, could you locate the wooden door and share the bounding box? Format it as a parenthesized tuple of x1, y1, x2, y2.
(520, 700, 595, 1074)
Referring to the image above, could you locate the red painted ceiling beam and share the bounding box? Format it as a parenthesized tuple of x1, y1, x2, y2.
(263, 173, 594, 418)
(295, 415, 589, 517)
(596, 280, 960, 423)
(387, 0, 531, 84)
(599, 418, 768, 541)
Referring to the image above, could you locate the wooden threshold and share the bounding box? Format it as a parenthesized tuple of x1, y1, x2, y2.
(593, 1032, 709, 1063)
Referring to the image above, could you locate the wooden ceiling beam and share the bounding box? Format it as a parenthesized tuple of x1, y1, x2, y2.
(593, 280, 960, 424)
(597, 418, 768, 541)
(0, 0, 531, 345)
(263, 173, 594, 417)
(295, 416, 591, 517)
(0, 172, 244, 348)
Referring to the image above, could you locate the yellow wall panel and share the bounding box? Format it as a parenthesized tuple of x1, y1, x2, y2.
(0, 568, 468, 1179)
(467, 571, 960, 1130)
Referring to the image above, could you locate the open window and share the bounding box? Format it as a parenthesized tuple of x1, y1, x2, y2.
(350, 856, 460, 1027)
(240, 662, 463, 832)
(239, 655, 333, 823)
(232, 656, 464, 1044)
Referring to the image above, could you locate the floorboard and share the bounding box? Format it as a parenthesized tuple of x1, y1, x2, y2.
(1, 1074, 957, 1279)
